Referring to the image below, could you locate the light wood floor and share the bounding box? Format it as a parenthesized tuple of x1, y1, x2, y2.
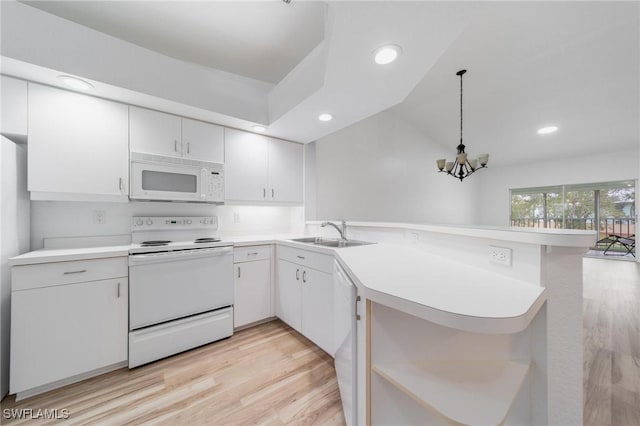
(1, 320, 346, 426)
(584, 257, 640, 426)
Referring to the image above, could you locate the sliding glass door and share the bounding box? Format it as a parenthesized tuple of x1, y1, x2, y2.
(511, 180, 635, 240)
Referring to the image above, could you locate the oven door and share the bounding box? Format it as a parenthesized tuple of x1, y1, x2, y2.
(129, 247, 233, 330)
(130, 159, 203, 202)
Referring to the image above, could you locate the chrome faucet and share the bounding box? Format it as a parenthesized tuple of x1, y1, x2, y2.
(321, 220, 347, 241)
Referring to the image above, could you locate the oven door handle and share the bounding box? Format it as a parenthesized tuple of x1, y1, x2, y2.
(129, 247, 232, 266)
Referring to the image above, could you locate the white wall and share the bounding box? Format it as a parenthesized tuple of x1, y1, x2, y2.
(477, 148, 640, 226)
(30, 202, 303, 249)
(311, 109, 479, 224)
(0, 138, 30, 397)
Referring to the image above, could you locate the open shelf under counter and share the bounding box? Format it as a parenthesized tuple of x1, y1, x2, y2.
(372, 360, 531, 426)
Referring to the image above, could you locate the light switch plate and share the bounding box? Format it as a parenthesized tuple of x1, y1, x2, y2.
(489, 246, 512, 266)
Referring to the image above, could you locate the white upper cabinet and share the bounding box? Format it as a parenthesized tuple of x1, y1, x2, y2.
(224, 128, 303, 203)
(28, 83, 129, 202)
(268, 138, 303, 202)
(182, 118, 224, 163)
(130, 107, 224, 163)
(129, 106, 182, 157)
(224, 128, 269, 201)
(1, 76, 28, 140)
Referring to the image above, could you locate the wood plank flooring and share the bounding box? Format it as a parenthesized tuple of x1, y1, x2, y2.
(1, 320, 346, 426)
(583, 257, 640, 426)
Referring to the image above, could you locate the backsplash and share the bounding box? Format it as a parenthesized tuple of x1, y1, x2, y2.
(30, 201, 304, 249)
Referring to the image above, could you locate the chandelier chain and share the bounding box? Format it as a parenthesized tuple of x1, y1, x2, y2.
(460, 71, 463, 144)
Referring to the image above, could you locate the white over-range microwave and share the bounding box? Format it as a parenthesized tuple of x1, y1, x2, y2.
(130, 152, 224, 203)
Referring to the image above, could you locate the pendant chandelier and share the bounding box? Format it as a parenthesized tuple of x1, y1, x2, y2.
(437, 69, 488, 181)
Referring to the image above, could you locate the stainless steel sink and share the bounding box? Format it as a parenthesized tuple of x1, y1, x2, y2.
(314, 240, 374, 248)
(289, 237, 374, 248)
(289, 237, 323, 243)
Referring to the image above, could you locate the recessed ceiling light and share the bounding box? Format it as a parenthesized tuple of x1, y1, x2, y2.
(373, 44, 402, 65)
(318, 113, 333, 122)
(537, 126, 558, 135)
(58, 75, 94, 91)
(251, 125, 267, 132)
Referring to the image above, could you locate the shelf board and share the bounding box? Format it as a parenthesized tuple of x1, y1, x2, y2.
(372, 360, 530, 426)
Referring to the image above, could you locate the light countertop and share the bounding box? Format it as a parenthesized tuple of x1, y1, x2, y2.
(334, 243, 546, 334)
(9, 232, 548, 333)
(307, 220, 596, 247)
(9, 245, 132, 266)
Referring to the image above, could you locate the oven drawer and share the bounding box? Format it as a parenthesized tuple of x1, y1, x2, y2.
(234, 245, 271, 263)
(12, 257, 128, 291)
(129, 307, 233, 368)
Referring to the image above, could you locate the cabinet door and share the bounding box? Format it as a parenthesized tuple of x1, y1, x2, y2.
(234, 259, 271, 328)
(28, 84, 129, 200)
(302, 268, 334, 354)
(182, 118, 224, 163)
(224, 128, 269, 201)
(10, 278, 128, 394)
(276, 259, 302, 332)
(268, 138, 303, 203)
(130, 106, 182, 157)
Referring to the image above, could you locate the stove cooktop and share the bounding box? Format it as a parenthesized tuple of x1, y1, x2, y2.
(194, 238, 221, 243)
(140, 240, 171, 247)
(129, 238, 232, 254)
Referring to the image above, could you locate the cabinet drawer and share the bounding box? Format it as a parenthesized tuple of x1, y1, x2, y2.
(12, 257, 128, 291)
(278, 245, 333, 274)
(234, 245, 271, 263)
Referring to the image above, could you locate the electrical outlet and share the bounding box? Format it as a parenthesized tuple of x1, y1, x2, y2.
(93, 210, 106, 225)
(233, 212, 240, 223)
(489, 246, 512, 266)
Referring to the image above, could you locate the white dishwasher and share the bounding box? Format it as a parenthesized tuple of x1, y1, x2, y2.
(334, 261, 358, 426)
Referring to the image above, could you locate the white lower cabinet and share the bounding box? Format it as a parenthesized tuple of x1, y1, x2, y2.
(277, 247, 334, 354)
(276, 259, 303, 332)
(301, 267, 334, 354)
(234, 246, 272, 328)
(10, 258, 128, 396)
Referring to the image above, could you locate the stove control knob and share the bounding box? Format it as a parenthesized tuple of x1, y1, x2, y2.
(135, 219, 144, 226)
(202, 218, 209, 225)
(187, 219, 192, 225)
(146, 219, 153, 226)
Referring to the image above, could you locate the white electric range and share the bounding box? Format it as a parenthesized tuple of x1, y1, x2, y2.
(128, 216, 234, 368)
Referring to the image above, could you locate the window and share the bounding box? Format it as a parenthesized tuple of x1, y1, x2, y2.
(510, 180, 635, 239)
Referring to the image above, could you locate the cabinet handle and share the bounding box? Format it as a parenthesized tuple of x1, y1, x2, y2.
(119, 177, 125, 193)
(117, 282, 121, 298)
(302, 270, 306, 283)
(238, 266, 241, 278)
(355, 295, 361, 320)
(296, 268, 299, 281)
(63, 269, 86, 275)
(297, 255, 305, 260)
(186, 142, 190, 154)
(248, 252, 258, 256)
(272, 188, 274, 198)
(174, 140, 179, 152)
(263, 188, 266, 198)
